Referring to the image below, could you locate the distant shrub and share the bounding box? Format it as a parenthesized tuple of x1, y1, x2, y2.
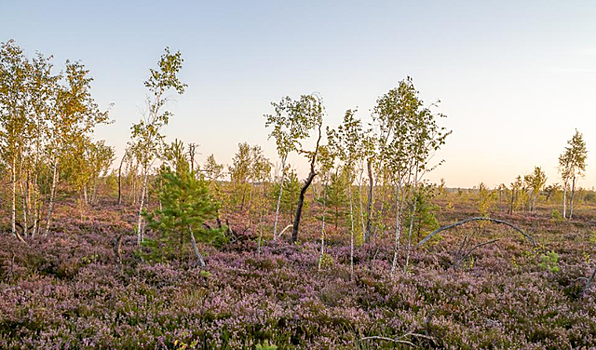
(551, 209, 564, 222)
(318, 252, 334, 270)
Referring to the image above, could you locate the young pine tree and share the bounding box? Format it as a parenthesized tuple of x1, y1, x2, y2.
(144, 166, 224, 267)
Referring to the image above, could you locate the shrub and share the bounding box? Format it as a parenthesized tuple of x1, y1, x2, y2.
(539, 251, 561, 273)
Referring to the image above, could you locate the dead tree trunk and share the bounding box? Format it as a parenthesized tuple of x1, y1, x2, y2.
(291, 124, 322, 244)
(189, 225, 206, 268)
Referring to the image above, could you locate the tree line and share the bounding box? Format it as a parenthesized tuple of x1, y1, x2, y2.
(1, 41, 590, 274)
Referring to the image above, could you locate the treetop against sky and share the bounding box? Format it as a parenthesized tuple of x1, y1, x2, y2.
(2, 1, 596, 188)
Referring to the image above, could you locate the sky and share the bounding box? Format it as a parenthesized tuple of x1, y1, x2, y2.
(2, 1, 596, 188)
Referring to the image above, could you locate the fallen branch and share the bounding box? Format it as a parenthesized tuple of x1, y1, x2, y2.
(14, 231, 28, 246)
(417, 217, 535, 248)
(582, 264, 596, 298)
(276, 225, 293, 238)
(455, 239, 500, 269)
(359, 336, 415, 347)
(360, 332, 434, 347)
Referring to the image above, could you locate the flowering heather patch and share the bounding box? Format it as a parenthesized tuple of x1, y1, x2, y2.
(1, 203, 596, 349)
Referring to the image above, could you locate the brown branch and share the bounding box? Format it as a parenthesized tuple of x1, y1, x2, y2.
(583, 264, 596, 298)
(417, 217, 535, 248)
(455, 239, 500, 269)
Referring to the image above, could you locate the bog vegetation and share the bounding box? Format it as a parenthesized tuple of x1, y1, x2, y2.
(1, 40, 596, 349)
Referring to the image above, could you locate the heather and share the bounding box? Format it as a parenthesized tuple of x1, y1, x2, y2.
(2, 39, 596, 350)
(1, 201, 596, 349)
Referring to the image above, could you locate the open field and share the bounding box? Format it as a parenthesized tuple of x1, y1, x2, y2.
(3, 6, 596, 348)
(1, 197, 596, 349)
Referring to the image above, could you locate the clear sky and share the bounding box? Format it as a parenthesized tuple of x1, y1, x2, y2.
(2, 1, 596, 188)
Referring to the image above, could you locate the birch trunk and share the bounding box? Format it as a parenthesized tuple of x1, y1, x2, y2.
(365, 159, 374, 243)
(570, 177, 576, 219)
(137, 167, 149, 245)
(117, 154, 125, 205)
(348, 176, 355, 280)
(563, 182, 568, 219)
(357, 165, 365, 239)
(318, 172, 329, 271)
(404, 167, 419, 273)
(273, 157, 286, 240)
(390, 180, 403, 277)
(11, 156, 16, 237)
(45, 159, 59, 235)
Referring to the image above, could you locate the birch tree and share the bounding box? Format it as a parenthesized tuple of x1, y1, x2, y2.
(559, 130, 587, 219)
(45, 60, 111, 233)
(328, 109, 365, 278)
(524, 166, 547, 212)
(0, 40, 28, 238)
(130, 47, 186, 245)
(373, 77, 450, 276)
(315, 145, 335, 270)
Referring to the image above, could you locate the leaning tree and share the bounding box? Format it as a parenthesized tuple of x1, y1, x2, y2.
(264, 94, 324, 242)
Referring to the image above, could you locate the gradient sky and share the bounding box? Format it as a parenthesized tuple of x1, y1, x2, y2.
(2, 1, 596, 188)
